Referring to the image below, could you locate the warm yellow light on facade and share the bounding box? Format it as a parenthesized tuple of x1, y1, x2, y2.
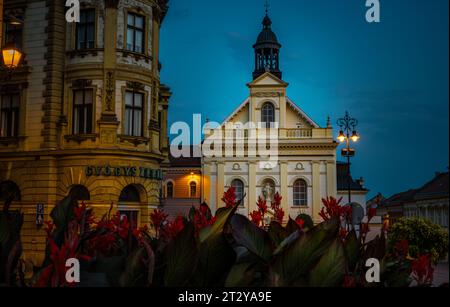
(2, 43, 23, 70)
(337, 131, 346, 143)
(351, 131, 360, 142)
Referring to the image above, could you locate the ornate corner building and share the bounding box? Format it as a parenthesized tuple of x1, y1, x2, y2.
(0, 0, 171, 263)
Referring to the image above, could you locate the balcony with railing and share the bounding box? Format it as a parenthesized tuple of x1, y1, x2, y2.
(210, 128, 333, 141)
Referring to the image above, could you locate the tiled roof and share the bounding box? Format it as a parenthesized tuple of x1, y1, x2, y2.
(380, 171, 449, 207)
(168, 146, 201, 168)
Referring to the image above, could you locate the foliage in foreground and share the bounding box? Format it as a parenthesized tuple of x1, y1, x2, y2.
(388, 217, 448, 264)
(0, 189, 446, 287)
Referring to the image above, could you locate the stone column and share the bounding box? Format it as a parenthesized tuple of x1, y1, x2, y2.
(280, 161, 288, 221)
(148, 6, 162, 154)
(248, 162, 257, 213)
(203, 164, 211, 205)
(99, 0, 120, 144)
(312, 161, 321, 223)
(217, 162, 225, 209)
(326, 161, 337, 198)
(279, 93, 286, 129)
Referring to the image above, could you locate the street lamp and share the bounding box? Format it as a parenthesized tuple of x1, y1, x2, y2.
(337, 111, 360, 205)
(1, 16, 24, 73)
(2, 41, 23, 70)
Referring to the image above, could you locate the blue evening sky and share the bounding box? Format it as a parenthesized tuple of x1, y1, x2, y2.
(159, 0, 449, 199)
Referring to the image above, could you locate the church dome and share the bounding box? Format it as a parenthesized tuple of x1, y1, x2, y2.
(254, 14, 281, 47)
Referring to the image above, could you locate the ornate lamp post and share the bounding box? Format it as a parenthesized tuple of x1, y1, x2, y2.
(337, 111, 360, 205)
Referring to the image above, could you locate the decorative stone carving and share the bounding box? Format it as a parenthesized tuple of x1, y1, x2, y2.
(72, 79, 92, 89)
(252, 92, 281, 98)
(105, 71, 114, 112)
(126, 81, 145, 91)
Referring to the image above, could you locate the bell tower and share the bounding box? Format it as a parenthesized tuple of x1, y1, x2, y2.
(253, 3, 282, 80)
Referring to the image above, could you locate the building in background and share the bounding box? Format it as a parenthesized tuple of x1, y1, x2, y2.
(201, 10, 338, 223)
(162, 146, 202, 219)
(379, 171, 449, 229)
(0, 0, 171, 265)
(336, 162, 369, 209)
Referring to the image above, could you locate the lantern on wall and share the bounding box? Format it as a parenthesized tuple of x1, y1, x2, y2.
(2, 42, 23, 70)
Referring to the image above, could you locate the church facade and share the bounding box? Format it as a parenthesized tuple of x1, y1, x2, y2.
(201, 12, 338, 223)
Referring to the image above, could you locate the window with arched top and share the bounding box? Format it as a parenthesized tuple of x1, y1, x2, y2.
(293, 179, 308, 207)
(190, 182, 197, 198)
(261, 102, 275, 128)
(231, 179, 245, 203)
(119, 185, 141, 203)
(166, 182, 174, 199)
(69, 185, 90, 202)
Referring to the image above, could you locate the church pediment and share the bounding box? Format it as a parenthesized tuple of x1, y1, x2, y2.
(286, 98, 319, 128)
(247, 72, 289, 88)
(221, 98, 250, 125)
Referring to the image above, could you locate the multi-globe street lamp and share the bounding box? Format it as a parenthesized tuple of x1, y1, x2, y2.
(337, 111, 360, 205)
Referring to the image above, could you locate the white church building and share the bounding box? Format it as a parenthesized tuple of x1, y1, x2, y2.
(201, 11, 339, 223)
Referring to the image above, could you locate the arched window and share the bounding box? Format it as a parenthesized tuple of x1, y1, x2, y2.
(231, 179, 245, 202)
(166, 182, 174, 199)
(261, 102, 275, 128)
(0, 181, 21, 201)
(190, 182, 197, 198)
(119, 185, 141, 203)
(293, 179, 308, 206)
(68, 185, 90, 202)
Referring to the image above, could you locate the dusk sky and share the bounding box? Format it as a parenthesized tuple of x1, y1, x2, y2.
(159, 0, 449, 199)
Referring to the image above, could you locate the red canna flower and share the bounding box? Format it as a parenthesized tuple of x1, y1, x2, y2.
(319, 197, 349, 221)
(163, 215, 185, 239)
(272, 193, 282, 211)
(250, 210, 263, 227)
(273, 207, 285, 224)
(295, 218, 305, 229)
(411, 254, 434, 286)
(44, 221, 55, 237)
(35, 221, 91, 287)
(339, 228, 349, 240)
(150, 209, 168, 239)
(222, 187, 237, 208)
(256, 197, 268, 216)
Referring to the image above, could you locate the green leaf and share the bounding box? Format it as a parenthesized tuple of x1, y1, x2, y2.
(91, 256, 126, 286)
(309, 239, 346, 287)
(119, 247, 147, 287)
(285, 217, 300, 235)
(164, 223, 199, 287)
(199, 205, 237, 243)
(50, 196, 77, 246)
(229, 214, 273, 262)
(273, 230, 301, 256)
(268, 221, 289, 246)
(193, 233, 236, 287)
(225, 262, 256, 287)
(344, 230, 360, 272)
(273, 217, 340, 286)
